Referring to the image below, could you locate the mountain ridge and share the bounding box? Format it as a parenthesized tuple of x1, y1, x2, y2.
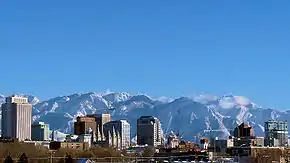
(0, 91, 289, 140)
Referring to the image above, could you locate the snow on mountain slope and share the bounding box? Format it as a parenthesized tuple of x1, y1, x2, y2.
(103, 92, 131, 103)
(1, 92, 289, 140)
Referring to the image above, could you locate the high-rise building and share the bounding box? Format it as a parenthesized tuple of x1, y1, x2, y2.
(1, 95, 32, 141)
(104, 120, 131, 149)
(74, 116, 97, 135)
(233, 122, 254, 138)
(87, 114, 111, 141)
(137, 116, 162, 147)
(31, 122, 50, 141)
(264, 120, 288, 147)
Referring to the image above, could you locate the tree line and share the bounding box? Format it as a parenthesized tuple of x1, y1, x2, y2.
(0, 142, 122, 163)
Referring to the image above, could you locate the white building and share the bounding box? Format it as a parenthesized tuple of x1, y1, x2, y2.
(78, 134, 92, 148)
(1, 95, 32, 141)
(104, 120, 131, 149)
(167, 132, 179, 148)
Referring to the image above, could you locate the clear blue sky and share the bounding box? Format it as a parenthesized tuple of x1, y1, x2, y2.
(1, 0, 290, 109)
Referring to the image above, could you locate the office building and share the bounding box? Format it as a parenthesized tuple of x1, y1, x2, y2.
(87, 114, 111, 141)
(74, 116, 96, 135)
(31, 122, 50, 141)
(233, 122, 254, 138)
(264, 120, 288, 147)
(137, 116, 162, 147)
(1, 95, 32, 141)
(104, 120, 131, 149)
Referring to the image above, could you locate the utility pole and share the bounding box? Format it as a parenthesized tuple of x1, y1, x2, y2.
(48, 150, 55, 163)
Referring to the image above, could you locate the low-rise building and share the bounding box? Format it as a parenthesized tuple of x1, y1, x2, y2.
(31, 122, 50, 141)
(167, 133, 179, 148)
(208, 138, 234, 153)
(49, 141, 89, 150)
(23, 140, 50, 149)
(234, 136, 264, 147)
(78, 134, 92, 148)
(230, 146, 286, 163)
(65, 134, 92, 148)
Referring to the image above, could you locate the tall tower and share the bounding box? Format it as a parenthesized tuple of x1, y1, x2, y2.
(137, 116, 162, 147)
(1, 95, 32, 141)
(264, 120, 288, 147)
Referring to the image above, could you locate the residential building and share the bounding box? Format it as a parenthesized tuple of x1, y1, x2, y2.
(1, 95, 32, 141)
(264, 120, 288, 147)
(31, 122, 50, 141)
(104, 120, 130, 149)
(137, 116, 162, 147)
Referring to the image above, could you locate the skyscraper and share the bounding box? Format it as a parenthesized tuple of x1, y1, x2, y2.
(1, 95, 32, 141)
(264, 120, 288, 147)
(104, 120, 131, 149)
(137, 116, 162, 147)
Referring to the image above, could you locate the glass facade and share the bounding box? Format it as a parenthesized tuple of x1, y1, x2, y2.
(264, 120, 288, 147)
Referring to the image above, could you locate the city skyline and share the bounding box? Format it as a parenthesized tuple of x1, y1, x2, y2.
(2, 0, 290, 109)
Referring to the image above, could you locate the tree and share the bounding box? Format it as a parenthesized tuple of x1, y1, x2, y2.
(142, 147, 155, 157)
(4, 156, 13, 163)
(18, 153, 28, 163)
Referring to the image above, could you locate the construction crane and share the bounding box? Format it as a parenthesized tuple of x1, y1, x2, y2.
(106, 102, 113, 114)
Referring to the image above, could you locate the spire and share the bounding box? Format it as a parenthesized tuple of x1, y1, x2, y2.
(108, 130, 112, 146)
(112, 126, 116, 147)
(116, 130, 121, 149)
(97, 124, 102, 141)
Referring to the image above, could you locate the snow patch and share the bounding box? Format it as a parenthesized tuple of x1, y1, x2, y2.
(258, 124, 265, 132)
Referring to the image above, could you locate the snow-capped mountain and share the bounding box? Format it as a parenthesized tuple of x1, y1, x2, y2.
(0, 91, 289, 140)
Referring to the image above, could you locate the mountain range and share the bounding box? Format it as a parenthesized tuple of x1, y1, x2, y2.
(1, 91, 289, 141)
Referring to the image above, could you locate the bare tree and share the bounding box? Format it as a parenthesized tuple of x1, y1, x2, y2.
(18, 153, 28, 163)
(4, 156, 13, 163)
